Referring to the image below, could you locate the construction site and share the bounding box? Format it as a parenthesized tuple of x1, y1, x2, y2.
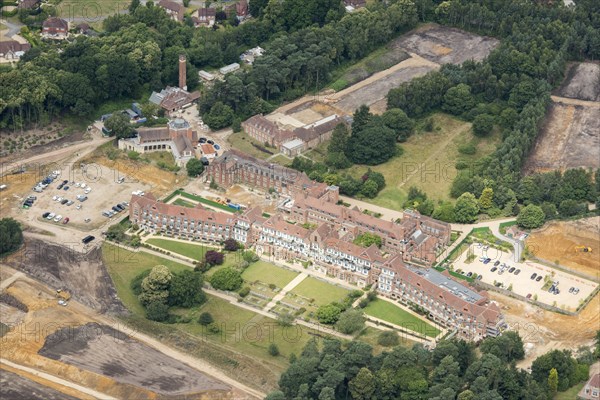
(525, 61, 600, 173)
(0, 261, 254, 399)
(527, 217, 600, 279)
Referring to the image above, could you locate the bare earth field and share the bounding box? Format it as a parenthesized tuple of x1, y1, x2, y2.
(330, 23, 499, 115)
(525, 101, 600, 172)
(495, 288, 600, 367)
(39, 322, 230, 396)
(0, 369, 79, 400)
(555, 62, 600, 102)
(334, 61, 437, 114)
(393, 24, 500, 64)
(527, 217, 600, 279)
(0, 269, 241, 399)
(3, 237, 127, 314)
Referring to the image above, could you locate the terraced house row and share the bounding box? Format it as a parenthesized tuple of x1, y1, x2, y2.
(129, 187, 504, 340)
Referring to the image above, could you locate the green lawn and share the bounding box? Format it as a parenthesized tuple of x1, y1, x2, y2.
(145, 238, 217, 261)
(290, 276, 350, 306)
(143, 151, 177, 170)
(363, 298, 441, 338)
(102, 243, 190, 314)
(268, 154, 292, 166)
(172, 198, 197, 208)
(54, 0, 127, 18)
(554, 382, 585, 400)
(102, 243, 313, 371)
(167, 190, 235, 213)
(227, 131, 277, 160)
(172, 294, 313, 367)
(343, 113, 500, 209)
(242, 261, 299, 289)
(303, 140, 330, 164)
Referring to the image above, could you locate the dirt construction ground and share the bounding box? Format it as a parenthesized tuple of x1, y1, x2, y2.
(525, 101, 600, 172)
(39, 322, 229, 396)
(555, 62, 600, 102)
(527, 217, 600, 279)
(393, 24, 500, 65)
(0, 369, 80, 400)
(329, 24, 499, 115)
(0, 268, 238, 399)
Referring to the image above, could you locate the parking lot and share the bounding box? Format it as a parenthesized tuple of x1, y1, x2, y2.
(17, 162, 152, 248)
(454, 244, 597, 312)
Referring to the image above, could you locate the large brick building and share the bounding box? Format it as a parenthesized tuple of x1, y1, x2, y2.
(203, 149, 334, 198)
(129, 189, 502, 340)
(241, 114, 345, 155)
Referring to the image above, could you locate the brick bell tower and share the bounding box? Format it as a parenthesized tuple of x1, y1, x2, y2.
(179, 54, 187, 91)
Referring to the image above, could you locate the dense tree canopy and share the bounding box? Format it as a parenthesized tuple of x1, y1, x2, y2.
(0, 218, 23, 256)
(271, 335, 587, 400)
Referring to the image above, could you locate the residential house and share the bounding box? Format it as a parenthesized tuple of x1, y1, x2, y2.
(18, 0, 39, 9)
(158, 0, 184, 22)
(579, 374, 600, 400)
(42, 17, 68, 39)
(0, 40, 30, 61)
(193, 7, 216, 27)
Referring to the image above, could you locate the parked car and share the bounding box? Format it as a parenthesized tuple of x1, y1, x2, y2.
(61, 199, 68, 205)
(535, 276, 542, 282)
(52, 195, 58, 201)
(494, 261, 500, 266)
(483, 258, 491, 264)
(84, 188, 92, 194)
(574, 288, 579, 294)
(76, 205, 82, 210)
(54, 215, 63, 222)
(199, 137, 207, 143)
(62, 180, 68, 184)
(531, 273, 537, 280)
(66, 200, 74, 206)
(47, 213, 56, 220)
(491, 267, 497, 272)
(82, 235, 95, 244)
(569, 287, 574, 293)
(112, 206, 120, 213)
(62, 217, 69, 224)
(56, 197, 63, 202)
(42, 212, 50, 218)
(508, 267, 515, 273)
(526, 293, 532, 299)
(63, 186, 69, 190)
(466, 272, 473, 277)
(514, 269, 521, 275)
(57, 183, 64, 190)
(207, 139, 214, 145)
(84, 218, 91, 223)
(214, 144, 221, 150)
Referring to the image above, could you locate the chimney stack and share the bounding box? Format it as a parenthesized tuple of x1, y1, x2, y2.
(179, 54, 187, 91)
